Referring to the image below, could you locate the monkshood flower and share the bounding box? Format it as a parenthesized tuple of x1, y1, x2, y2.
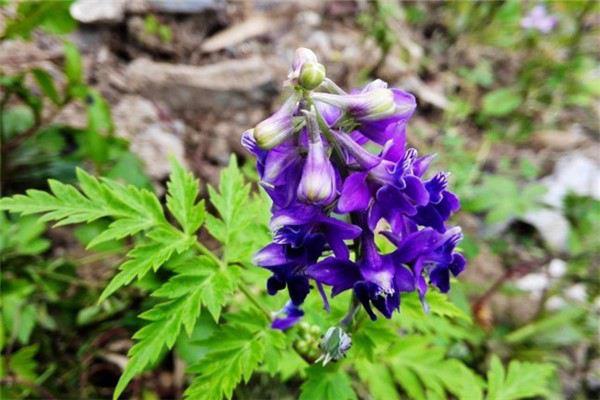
(253, 234, 325, 306)
(243, 47, 466, 327)
(270, 203, 361, 259)
(521, 5, 558, 34)
(306, 230, 411, 320)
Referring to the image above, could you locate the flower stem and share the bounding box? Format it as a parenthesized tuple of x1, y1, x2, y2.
(339, 293, 361, 331)
(193, 241, 224, 268)
(239, 283, 273, 321)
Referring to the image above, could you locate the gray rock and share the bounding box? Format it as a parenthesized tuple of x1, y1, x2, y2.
(70, 0, 126, 24)
(148, 0, 223, 13)
(124, 57, 285, 114)
(522, 208, 570, 252)
(112, 96, 187, 180)
(541, 153, 600, 209)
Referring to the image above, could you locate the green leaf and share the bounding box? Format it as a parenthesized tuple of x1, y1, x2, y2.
(205, 157, 271, 265)
(299, 365, 357, 400)
(0, 168, 166, 248)
(8, 344, 38, 382)
(31, 68, 61, 105)
(356, 360, 398, 400)
(99, 227, 193, 302)
(113, 302, 186, 400)
(153, 256, 239, 323)
(184, 313, 285, 400)
(388, 335, 482, 400)
(112, 256, 240, 399)
(64, 41, 83, 86)
(481, 88, 522, 117)
(166, 159, 205, 234)
(2, 2, 55, 39)
(85, 88, 113, 135)
(1, 105, 35, 140)
(486, 356, 554, 400)
(205, 156, 250, 246)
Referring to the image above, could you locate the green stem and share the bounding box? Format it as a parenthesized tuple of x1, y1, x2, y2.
(339, 293, 361, 331)
(193, 241, 224, 268)
(239, 283, 272, 320)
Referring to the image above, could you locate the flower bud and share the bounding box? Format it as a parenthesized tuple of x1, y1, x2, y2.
(313, 88, 397, 121)
(299, 62, 326, 90)
(291, 47, 318, 75)
(254, 95, 299, 149)
(331, 130, 380, 169)
(316, 326, 352, 365)
(297, 114, 336, 205)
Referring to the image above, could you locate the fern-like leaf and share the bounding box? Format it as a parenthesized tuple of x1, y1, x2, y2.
(184, 311, 286, 400)
(486, 355, 554, 400)
(299, 365, 357, 400)
(166, 159, 205, 235)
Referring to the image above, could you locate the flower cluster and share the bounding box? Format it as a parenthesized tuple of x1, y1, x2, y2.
(243, 48, 466, 328)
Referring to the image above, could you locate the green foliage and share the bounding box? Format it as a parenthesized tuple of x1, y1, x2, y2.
(143, 15, 173, 43)
(481, 88, 522, 117)
(0, 157, 275, 399)
(486, 355, 555, 400)
(388, 335, 484, 400)
(1, 1, 76, 39)
(464, 175, 546, 223)
(185, 311, 286, 400)
(1, 41, 149, 193)
(299, 365, 357, 400)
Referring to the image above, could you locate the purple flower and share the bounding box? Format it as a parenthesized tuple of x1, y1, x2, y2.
(253, 94, 300, 149)
(270, 202, 361, 259)
(313, 80, 416, 145)
(384, 227, 466, 300)
(272, 301, 304, 330)
(253, 234, 325, 305)
(297, 115, 337, 205)
(242, 47, 466, 326)
(521, 5, 558, 34)
(307, 230, 415, 320)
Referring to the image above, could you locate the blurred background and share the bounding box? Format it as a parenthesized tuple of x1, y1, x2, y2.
(0, 0, 598, 399)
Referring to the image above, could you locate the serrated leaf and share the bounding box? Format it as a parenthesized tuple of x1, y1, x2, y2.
(0, 168, 167, 249)
(205, 156, 251, 252)
(166, 159, 205, 234)
(184, 316, 285, 400)
(486, 356, 554, 400)
(99, 229, 192, 302)
(204, 158, 271, 265)
(113, 304, 184, 400)
(153, 256, 239, 323)
(299, 365, 357, 400)
(356, 360, 398, 400)
(388, 335, 482, 400)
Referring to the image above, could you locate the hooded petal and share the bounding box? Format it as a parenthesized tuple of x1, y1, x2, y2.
(254, 243, 290, 268)
(287, 275, 311, 305)
(306, 257, 361, 296)
(337, 172, 371, 213)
